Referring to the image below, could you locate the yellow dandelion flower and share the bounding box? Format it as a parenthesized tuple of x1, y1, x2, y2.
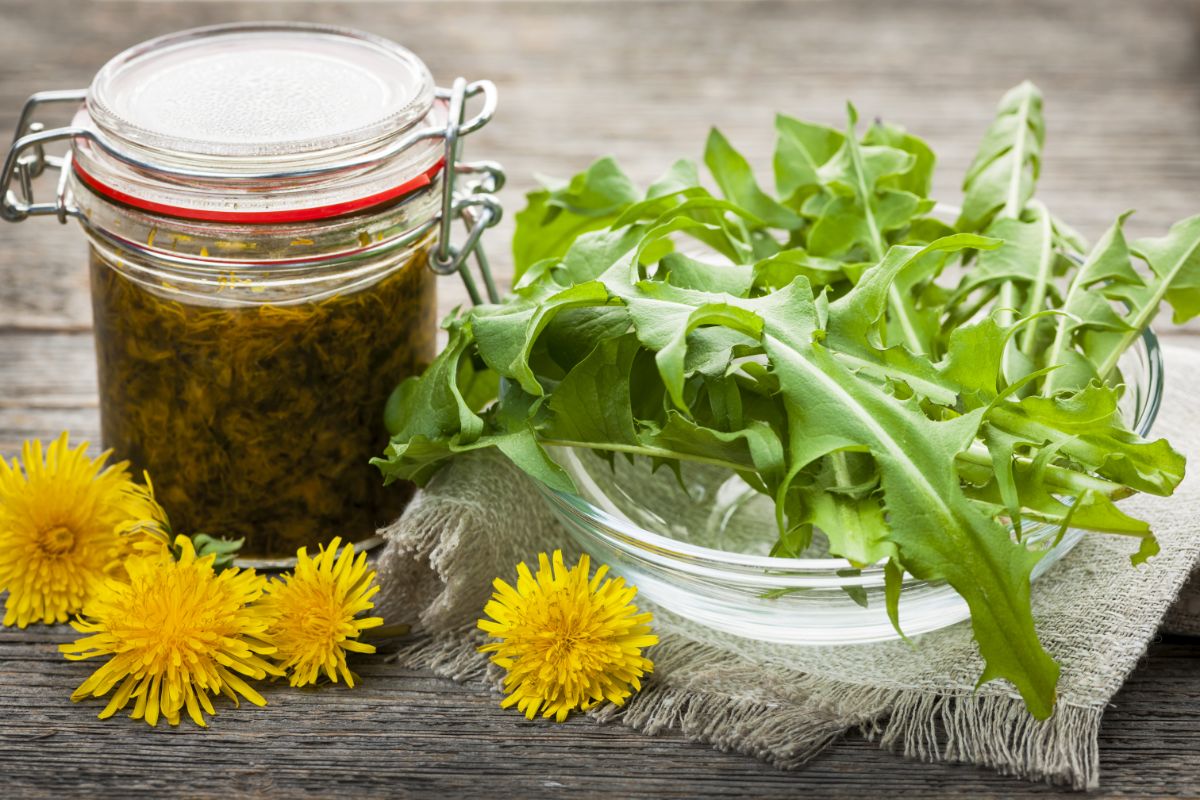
(115, 473, 174, 554)
(478, 550, 658, 722)
(260, 537, 383, 688)
(0, 433, 140, 627)
(60, 535, 282, 727)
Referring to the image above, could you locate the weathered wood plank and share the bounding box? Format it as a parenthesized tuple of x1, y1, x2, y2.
(2, 625, 1199, 799)
(2, 0, 1200, 330)
(3, 0, 1200, 796)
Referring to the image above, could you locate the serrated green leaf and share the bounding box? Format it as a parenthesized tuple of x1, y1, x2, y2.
(957, 81, 1044, 232)
(826, 234, 997, 399)
(989, 384, 1185, 497)
(774, 114, 845, 202)
(547, 334, 642, 445)
(662, 252, 755, 296)
(884, 558, 909, 642)
(751, 248, 857, 294)
(751, 279, 1059, 717)
(706, 128, 804, 230)
(863, 121, 936, 199)
(382, 319, 484, 443)
(512, 158, 640, 280)
(1093, 214, 1200, 378)
(806, 106, 926, 262)
(472, 281, 614, 395)
(1043, 212, 1140, 394)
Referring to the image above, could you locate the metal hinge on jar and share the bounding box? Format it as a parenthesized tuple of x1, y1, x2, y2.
(1, 89, 88, 225)
(2, 79, 505, 305)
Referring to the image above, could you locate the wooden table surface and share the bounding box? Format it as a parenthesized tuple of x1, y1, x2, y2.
(3, 1, 1200, 796)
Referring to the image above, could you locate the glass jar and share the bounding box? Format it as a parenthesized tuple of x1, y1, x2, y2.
(1, 23, 503, 562)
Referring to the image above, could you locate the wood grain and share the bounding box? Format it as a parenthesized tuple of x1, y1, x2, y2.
(2, 0, 1200, 796)
(3, 625, 1199, 799)
(4, 0, 1200, 329)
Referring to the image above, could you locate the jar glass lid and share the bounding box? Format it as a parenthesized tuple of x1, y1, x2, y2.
(88, 22, 435, 162)
(71, 22, 445, 221)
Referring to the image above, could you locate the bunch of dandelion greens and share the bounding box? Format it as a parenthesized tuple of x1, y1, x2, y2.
(376, 81, 1200, 720)
(0, 435, 389, 727)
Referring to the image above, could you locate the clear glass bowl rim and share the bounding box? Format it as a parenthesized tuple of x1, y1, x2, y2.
(544, 327, 1163, 580)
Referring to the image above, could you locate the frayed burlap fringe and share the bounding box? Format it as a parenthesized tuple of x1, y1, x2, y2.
(385, 625, 1104, 789)
(375, 342, 1200, 791)
(875, 693, 1101, 789)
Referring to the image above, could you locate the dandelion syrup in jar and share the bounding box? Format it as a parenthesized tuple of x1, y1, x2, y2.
(0, 23, 504, 561)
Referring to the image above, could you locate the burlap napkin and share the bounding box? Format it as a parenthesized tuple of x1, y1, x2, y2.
(375, 341, 1200, 790)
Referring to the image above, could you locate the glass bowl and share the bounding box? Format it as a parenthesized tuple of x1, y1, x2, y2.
(536, 329, 1163, 645)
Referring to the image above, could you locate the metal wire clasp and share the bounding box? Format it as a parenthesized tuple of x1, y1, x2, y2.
(1, 89, 87, 224)
(3, 81, 505, 305)
(430, 78, 505, 305)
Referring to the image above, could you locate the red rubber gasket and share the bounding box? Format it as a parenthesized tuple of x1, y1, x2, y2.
(72, 157, 445, 223)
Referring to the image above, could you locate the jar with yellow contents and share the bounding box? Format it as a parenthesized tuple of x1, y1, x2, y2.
(1, 23, 504, 562)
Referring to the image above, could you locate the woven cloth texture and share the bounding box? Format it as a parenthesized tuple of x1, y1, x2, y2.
(375, 342, 1200, 790)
